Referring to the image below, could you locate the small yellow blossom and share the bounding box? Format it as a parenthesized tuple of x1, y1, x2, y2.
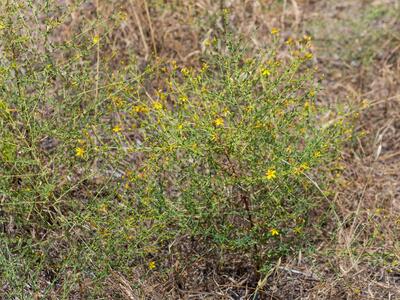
(313, 151, 321, 158)
(285, 37, 293, 45)
(304, 53, 313, 60)
(179, 95, 188, 103)
(112, 125, 122, 133)
(254, 121, 263, 129)
(117, 11, 128, 22)
(153, 102, 163, 110)
(111, 96, 125, 108)
(303, 35, 312, 42)
(171, 60, 177, 70)
(0, 22, 5, 30)
(271, 27, 280, 35)
(148, 261, 156, 270)
(291, 50, 301, 58)
(181, 67, 190, 76)
(98, 203, 108, 214)
(75, 147, 85, 157)
(133, 105, 149, 114)
(265, 168, 276, 180)
(353, 288, 361, 295)
(361, 99, 369, 109)
(92, 35, 100, 45)
(245, 105, 254, 112)
(270, 228, 279, 236)
(223, 108, 231, 116)
(261, 68, 271, 77)
(214, 117, 224, 127)
(293, 163, 309, 175)
(300, 163, 309, 170)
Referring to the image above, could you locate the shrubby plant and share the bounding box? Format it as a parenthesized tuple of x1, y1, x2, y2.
(0, 1, 133, 297)
(107, 34, 349, 271)
(0, 1, 349, 297)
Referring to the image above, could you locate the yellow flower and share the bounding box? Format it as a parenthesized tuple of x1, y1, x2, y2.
(300, 163, 309, 170)
(98, 203, 108, 214)
(223, 108, 231, 116)
(293, 163, 309, 175)
(265, 168, 276, 180)
(117, 11, 128, 22)
(148, 261, 156, 270)
(181, 67, 190, 76)
(361, 99, 369, 109)
(0, 22, 5, 30)
(271, 27, 280, 35)
(153, 102, 163, 110)
(158, 90, 167, 101)
(285, 37, 293, 45)
(303, 34, 312, 42)
(75, 147, 85, 158)
(313, 151, 321, 158)
(261, 68, 271, 77)
(133, 105, 149, 114)
(214, 117, 224, 127)
(179, 95, 188, 103)
(112, 125, 122, 133)
(171, 60, 177, 70)
(92, 35, 100, 45)
(304, 53, 313, 60)
(111, 96, 125, 108)
(254, 121, 263, 129)
(270, 228, 279, 236)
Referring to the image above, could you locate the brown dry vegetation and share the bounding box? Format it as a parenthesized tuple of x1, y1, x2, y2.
(2, 0, 400, 299)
